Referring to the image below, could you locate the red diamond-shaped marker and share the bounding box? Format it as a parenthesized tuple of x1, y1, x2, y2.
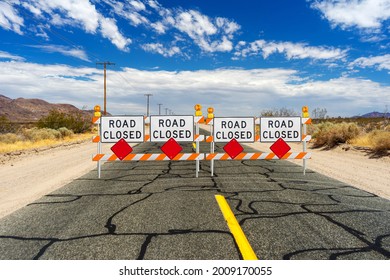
(270, 138, 291, 159)
(111, 138, 133, 160)
(161, 138, 183, 160)
(223, 138, 244, 159)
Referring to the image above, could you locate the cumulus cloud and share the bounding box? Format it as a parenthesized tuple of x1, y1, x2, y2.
(0, 61, 388, 117)
(28, 45, 90, 62)
(0, 2, 24, 35)
(350, 54, 390, 71)
(1, 0, 240, 56)
(106, 0, 241, 54)
(30, 0, 100, 33)
(234, 40, 347, 61)
(129, 0, 146, 12)
(1, 0, 131, 51)
(173, 10, 240, 52)
(99, 17, 132, 51)
(141, 43, 181, 57)
(311, 0, 390, 31)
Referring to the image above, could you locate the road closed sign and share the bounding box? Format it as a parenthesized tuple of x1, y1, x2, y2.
(150, 116, 194, 142)
(260, 117, 301, 142)
(213, 117, 255, 143)
(100, 116, 144, 143)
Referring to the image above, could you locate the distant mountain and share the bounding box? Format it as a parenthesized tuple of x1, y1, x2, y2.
(0, 94, 92, 122)
(354, 111, 390, 118)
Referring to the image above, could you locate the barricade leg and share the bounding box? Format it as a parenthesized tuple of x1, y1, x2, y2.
(98, 140, 102, 178)
(210, 122, 214, 176)
(196, 122, 199, 178)
(303, 122, 307, 175)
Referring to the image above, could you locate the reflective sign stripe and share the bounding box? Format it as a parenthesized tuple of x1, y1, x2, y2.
(93, 153, 204, 161)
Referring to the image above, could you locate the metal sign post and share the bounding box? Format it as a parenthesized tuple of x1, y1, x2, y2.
(196, 121, 200, 178)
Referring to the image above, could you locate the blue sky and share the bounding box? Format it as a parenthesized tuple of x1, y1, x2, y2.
(0, 0, 389, 117)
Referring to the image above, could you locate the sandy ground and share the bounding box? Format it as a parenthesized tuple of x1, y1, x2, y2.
(244, 141, 390, 199)
(0, 130, 389, 219)
(0, 141, 111, 219)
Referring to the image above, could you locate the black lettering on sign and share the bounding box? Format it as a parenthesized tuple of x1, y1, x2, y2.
(221, 120, 248, 129)
(108, 119, 136, 128)
(158, 118, 186, 128)
(109, 120, 115, 128)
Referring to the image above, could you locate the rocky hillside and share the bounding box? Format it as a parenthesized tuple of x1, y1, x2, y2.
(0, 95, 92, 122)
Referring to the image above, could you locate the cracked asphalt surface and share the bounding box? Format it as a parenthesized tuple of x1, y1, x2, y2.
(1, 130, 389, 260)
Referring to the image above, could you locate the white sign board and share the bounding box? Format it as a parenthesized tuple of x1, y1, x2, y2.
(100, 116, 144, 143)
(150, 116, 194, 142)
(260, 117, 301, 142)
(213, 117, 255, 143)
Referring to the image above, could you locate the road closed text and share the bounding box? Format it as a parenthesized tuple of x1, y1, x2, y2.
(150, 116, 194, 142)
(260, 117, 301, 142)
(214, 118, 255, 143)
(100, 116, 144, 143)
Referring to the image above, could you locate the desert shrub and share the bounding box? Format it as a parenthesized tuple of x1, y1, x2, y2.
(0, 133, 23, 144)
(0, 116, 13, 134)
(312, 122, 360, 148)
(260, 107, 298, 117)
(22, 127, 62, 142)
(37, 110, 91, 133)
(370, 130, 390, 153)
(58, 127, 74, 137)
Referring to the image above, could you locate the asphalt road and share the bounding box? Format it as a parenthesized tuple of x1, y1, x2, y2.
(1, 131, 390, 260)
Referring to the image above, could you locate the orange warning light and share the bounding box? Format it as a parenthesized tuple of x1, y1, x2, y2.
(94, 105, 101, 117)
(207, 107, 214, 119)
(302, 106, 309, 118)
(194, 104, 202, 116)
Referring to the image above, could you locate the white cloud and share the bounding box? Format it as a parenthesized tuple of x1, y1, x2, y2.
(127, 12, 149, 26)
(0, 61, 388, 117)
(142, 43, 181, 57)
(99, 17, 132, 51)
(350, 54, 390, 70)
(102, 0, 149, 27)
(3, 0, 238, 55)
(235, 40, 347, 61)
(0, 2, 24, 35)
(2, 0, 131, 52)
(168, 10, 240, 53)
(28, 45, 90, 62)
(129, 0, 146, 12)
(0, 51, 25, 61)
(110, 0, 241, 53)
(33, 0, 100, 33)
(150, 21, 167, 34)
(311, 0, 390, 31)
(147, 0, 160, 10)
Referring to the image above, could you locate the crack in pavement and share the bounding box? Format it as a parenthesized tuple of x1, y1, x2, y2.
(1, 137, 389, 260)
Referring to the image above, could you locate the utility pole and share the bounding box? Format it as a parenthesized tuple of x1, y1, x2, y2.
(96, 61, 115, 115)
(158, 103, 163, 115)
(144, 94, 153, 116)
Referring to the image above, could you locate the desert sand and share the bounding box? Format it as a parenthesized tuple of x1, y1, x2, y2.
(0, 134, 389, 219)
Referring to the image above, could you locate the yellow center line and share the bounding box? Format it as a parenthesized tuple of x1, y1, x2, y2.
(215, 195, 258, 260)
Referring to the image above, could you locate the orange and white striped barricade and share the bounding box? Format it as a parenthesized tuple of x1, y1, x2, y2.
(302, 117, 312, 175)
(205, 152, 311, 161)
(93, 153, 204, 162)
(194, 117, 201, 177)
(92, 116, 102, 178)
